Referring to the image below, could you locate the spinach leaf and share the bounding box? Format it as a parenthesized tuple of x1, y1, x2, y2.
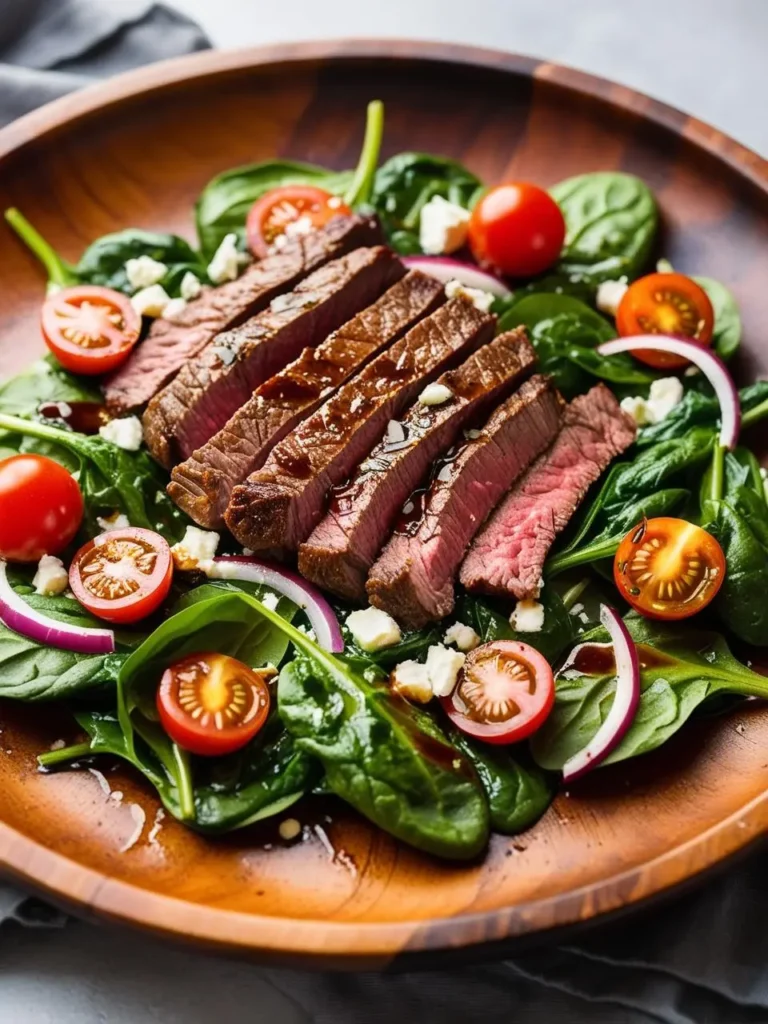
(457, 590, 576, 664)
(0, 357, 101, 418)
(696, 276, 742, 360)
(77, 230, 208, 297)
(531, 616, 768, 771)
(635, 381, 768, 448)
(5, 207, 78, 290)
(549, 172, 659, 286)
(370, 152, 483, 254)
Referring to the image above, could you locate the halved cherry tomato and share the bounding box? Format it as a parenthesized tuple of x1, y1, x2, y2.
(0, 454, 83, 562)
(468, 182, 565, 279)
(69, 527, 173, 624)
(440, 640, 555, 745)
(616, 272, 714, 369)
(246, 185, 352, 258)
(42, 285, 141, 376)
(614, 516, 726, 620)
(156, 652, 272, 756)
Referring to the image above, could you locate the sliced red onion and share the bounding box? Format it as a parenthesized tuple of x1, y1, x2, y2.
(562, 604, 640, 783)
(402, 256, 512, 298)
(597, 335, 740, 449)
(209, 556, 344, 653)
(0, 560, 115, 654)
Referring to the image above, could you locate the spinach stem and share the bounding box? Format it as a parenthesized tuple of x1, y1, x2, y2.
(741, 397, 768, 429)
(561, 577, 591, 611)
(547, 540, 619, 577)
(38, 741, 93, 769)
(4, 207, 78, 288)
(343, 100, 384, 208)
(710, 444, 726, 503)
(172, 743, 195, 821)
(0, 412, 65, 443)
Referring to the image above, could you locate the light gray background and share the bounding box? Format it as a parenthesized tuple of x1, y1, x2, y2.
(3, 2, 767, 1022)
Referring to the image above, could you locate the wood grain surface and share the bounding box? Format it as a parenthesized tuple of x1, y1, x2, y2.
(0, 40, 767, 969)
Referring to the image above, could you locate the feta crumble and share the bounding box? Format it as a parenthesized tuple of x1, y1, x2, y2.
(346, 606, 401, 652)
(419, 195, 470, 255)
(180, 271, 202, 301)
(444, 621, 480, 652)
(131, 284, 171, 318)
(99, 416, 144, 451)
(620, 376, 684, 427)
(261, 591, 280, 612)
(445, 279, 495, 313)
(33, 555, 69, 596)
(207, 232, 241, 284)
(162, 297, 187, 322)
(391, 660, 433, 704)
(125, 255, 167, 291)
(509, 599, 546, 633)
(171, 526, 220, 573)
(596, 279, 628, 317)
(418, 382, 453, 406)
(96, 512, 130, 533)
(426, 644, 466, 697)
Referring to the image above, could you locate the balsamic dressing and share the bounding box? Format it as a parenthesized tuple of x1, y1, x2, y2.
(38, 401, 109, 435)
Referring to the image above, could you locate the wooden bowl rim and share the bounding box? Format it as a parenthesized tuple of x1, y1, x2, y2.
(0, 38, 766, 965)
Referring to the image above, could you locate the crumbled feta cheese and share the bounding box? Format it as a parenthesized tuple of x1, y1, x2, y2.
(426, 644, 466, 697)
(162, 297, 187, 322)
(620, 395, 653, 427)
(346, 606, 401, 652)
(284, 214, 313, 237)
(621, 376, 684, 427)
(391, 660, 433, 703)
(125, 255, 167, 291)
(510, 599, 546, 633)
(296, 623, 317, 641)
(419, 382, 454, 406)
(596, 279, 628, 317)
(278, 818, 302, 841)
(99, 416, 144, 451)
(96, 512, 130, 533)
(568, 602, 585, 617)
(207, 232, 241, 284)
(33, 555, 69, 596)
(171, 526, 220, 573)
(130, 284, 171, 318)
(180, 271, 202, 301)
(261, 592, 280, 612)
(444, 279, 495, 313)
(444, 621, 480, 652)
(419, 195, 471, 255)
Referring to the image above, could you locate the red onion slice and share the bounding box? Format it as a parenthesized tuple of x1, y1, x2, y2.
(597, 335, 740, 449)
(561, 604, 640, 783)
(0, 560, 115, 654)
(209, 556, 344, 653)
(402, 256, 512, 298)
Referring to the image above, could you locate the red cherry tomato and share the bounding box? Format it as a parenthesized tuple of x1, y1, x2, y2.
(614, 517, 726, 620)
(246, 185, 352, 258)
(616, 272, 715, 369)
(156, 652, 272, 757)
(468, 182, 566, 278)
(441, 640, 555, 745)
(41, 285, 141, 376)
(0, 454, 83, 562)
(69, 527, 173, 624)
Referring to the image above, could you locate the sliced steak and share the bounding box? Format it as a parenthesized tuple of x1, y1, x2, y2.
(226, 296, 496, 552)
(299, 329, 536, 602)
(460, 383, 636, 600)
(367, 376, 563, 628)
(168, 271, 445, 528)
(143, 246, 403, 468)
(104, 215, 382, 415)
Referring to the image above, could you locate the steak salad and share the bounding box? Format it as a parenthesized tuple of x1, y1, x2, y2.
(2, 100, 768, 861)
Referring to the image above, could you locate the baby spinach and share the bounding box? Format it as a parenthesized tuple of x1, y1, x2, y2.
(550, 172, 659, 286)
(531, 615, 768, 771)
(0, 356, 101, 419)
(77, 229, 208, 296)
(697, 276, 742, 360)
(457, 590, 576, 664)
(634, 382, 768, 449)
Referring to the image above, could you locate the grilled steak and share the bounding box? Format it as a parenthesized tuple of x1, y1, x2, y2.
(460, 383, 636, 600)
(367, 375, 563, 628)
(226, 296, 496, 552)
(143, 246, 403, 468)
(167, 271, 445, 528)
(104, 215, 382, 414)
(299, 329, 536, 602)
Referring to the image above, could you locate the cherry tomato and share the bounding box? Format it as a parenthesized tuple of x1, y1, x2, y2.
(69, 527, 173, 624)
(0, 454, 83, 562)
(440, 640, 555, 745)
(42, 285, 141, 376)
(616, 272, 715, 369)
(614, 516, 726, 620)
(468, 182, 565, 278)
(156, 652, 272, 756)
(246, 185, 352, 258)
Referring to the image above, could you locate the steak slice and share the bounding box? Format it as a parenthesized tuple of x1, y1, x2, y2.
(299, 329, 536, 602)
(143, 246, 403, 468)
(226, 295, 496, 552)
(167, 271, 445, 528)
(460, 383, 637, 600)
(367, 375, 563, 628)
(104, 215, 382, 415)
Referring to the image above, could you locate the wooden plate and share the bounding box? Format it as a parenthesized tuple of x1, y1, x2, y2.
(1, 40, 767, 969)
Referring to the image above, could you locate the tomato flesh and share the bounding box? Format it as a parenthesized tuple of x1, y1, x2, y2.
(42, 285, 141, 376)
(614, 516, 726, 620)
(69, 527, 173, 623)
(157, 652, 272, 756)
(246, 185, 351, 258)
(440, 640, 555, 745)
(616, 272, 714, 369)
(468, 182, 565, 278)
(0, 454, 83, 562)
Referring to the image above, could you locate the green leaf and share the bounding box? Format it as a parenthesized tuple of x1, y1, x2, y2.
(0, 357, 101, 419)
(695, 276, 742, 360)
(77, 229, 208, 297)
(457, 589, 576, 664)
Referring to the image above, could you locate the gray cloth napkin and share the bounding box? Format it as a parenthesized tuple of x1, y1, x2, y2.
(1, 5, 766, 1021)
